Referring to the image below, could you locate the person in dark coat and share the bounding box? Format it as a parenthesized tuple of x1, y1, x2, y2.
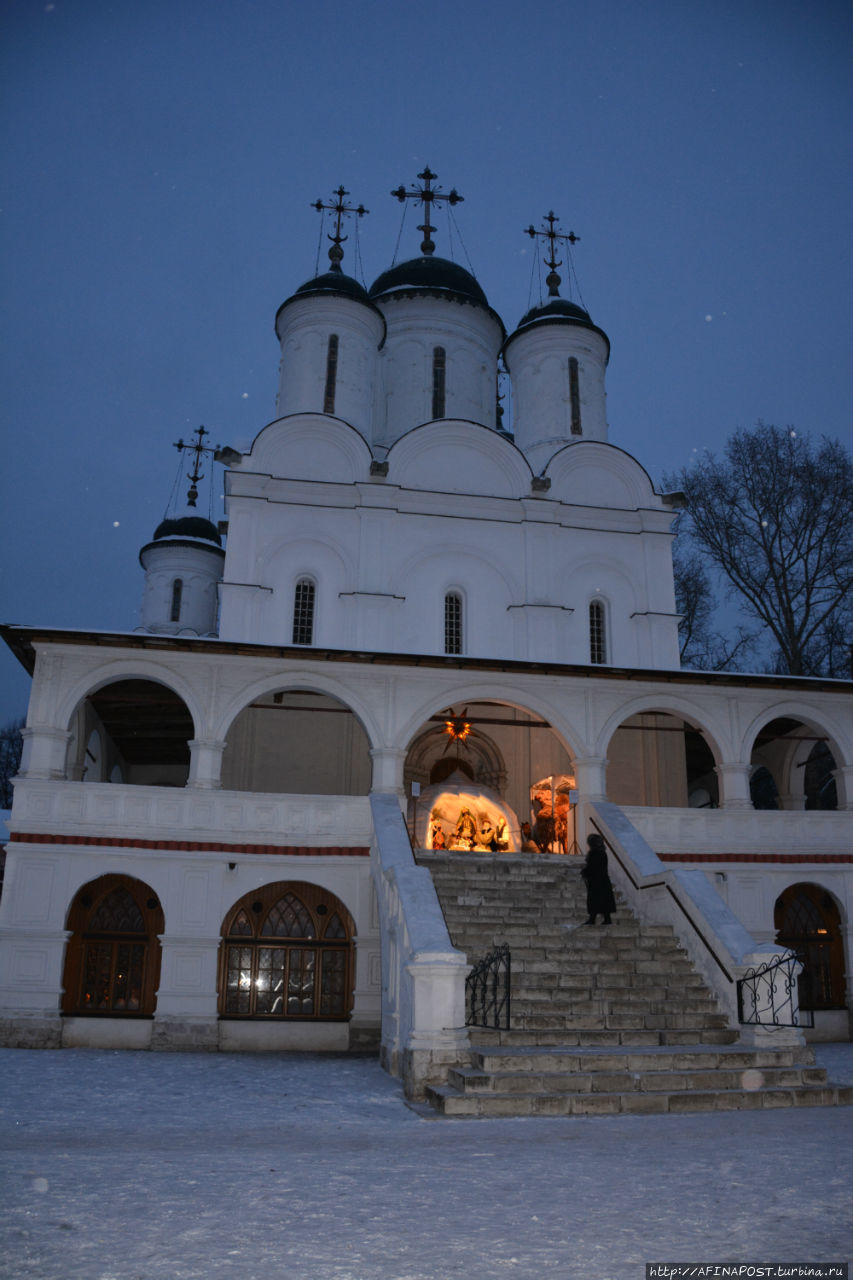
(581, 833, 616, 925)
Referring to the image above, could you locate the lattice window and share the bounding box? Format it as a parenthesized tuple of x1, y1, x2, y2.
(445, 592, 463, 655)
(262, 893, 316, 938)
(432, 346, 446, 419)
(219, 883, 354, 1020)
(589, 599, 606, 664)
(170, 578, 183, 623)
(89, 887, 145, 933)
(323, 334, 339, 415)
(569, 357, 582, 434)
(62, 875, 163, 1017)
(292, 578, 315, 646)
(775, 884, 846, 1010)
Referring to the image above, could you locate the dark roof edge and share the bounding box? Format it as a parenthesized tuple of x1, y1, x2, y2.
(1, 624, 850, 694)
(375, 287, 507, 343)
(138, 539, 227, 568)
(502, 314, 611, 366)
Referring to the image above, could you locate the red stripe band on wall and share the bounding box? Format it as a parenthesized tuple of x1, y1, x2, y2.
(8, 832, 370, 857)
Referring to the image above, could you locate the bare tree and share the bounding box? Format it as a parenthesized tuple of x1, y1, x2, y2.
(666, 423, 853, 676)
(0, 717, 24, 809)
(672, 541, 754, 670)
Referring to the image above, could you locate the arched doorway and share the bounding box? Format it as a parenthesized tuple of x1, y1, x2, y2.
(218, 882, 355, 1020)
(774, 883, 846, 1012)
(62, 875, 164, 1016)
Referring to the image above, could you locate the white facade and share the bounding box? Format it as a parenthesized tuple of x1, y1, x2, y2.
(1, 215, 851, 1090)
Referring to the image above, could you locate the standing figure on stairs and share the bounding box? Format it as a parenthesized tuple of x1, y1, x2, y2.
(581, 833, 616, 925)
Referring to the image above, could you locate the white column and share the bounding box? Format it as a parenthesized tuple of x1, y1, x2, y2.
(369, 747, 407, 796)
(19, 727, 72, 780)
(716, 762, 754, 809)
(187, 739, 226, 790)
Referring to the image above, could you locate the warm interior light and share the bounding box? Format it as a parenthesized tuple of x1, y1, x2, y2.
(444, 715, 471, 744)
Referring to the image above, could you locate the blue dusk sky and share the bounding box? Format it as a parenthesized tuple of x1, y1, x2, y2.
(1, 0, 851, 717)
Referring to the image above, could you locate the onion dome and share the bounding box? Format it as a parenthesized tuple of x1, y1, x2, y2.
(370, 255, 489, 308)
(507, 295, 610, 360)
(292, 264, 371, 303)
(149, 514, 222, 547)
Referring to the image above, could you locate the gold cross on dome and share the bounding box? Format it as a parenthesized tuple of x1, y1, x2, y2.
(391, 166, 463, 257)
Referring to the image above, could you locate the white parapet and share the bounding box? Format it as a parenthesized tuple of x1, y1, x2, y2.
(369, 792, 470, 1097)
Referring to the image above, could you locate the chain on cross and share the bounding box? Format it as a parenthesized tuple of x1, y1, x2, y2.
(173, 425, 218, 508)
(391, 166, 463, 257)
(312, 186, 368, 270)
(524, 211, 580, 296)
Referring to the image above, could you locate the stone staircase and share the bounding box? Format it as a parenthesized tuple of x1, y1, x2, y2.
(417, 851, 853, 1117)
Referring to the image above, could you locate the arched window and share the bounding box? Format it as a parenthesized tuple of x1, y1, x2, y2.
(432, 346, 446, 419)
(219, 882, 355, 1020)
(323, 334, 339, 415)
(445, 591, 463, 655)
(62, 875, 164, 1016)
(589, 599, 607, 664)
(775, 883, 846, 1010)
(170, 578, 183, 623)
(568, 357, 582, 435)
(292, 578, 315, 646)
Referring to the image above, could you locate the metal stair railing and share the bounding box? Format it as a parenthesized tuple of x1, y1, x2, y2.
(466, 944, 511, 1029)
(737, 949, 814, 1029)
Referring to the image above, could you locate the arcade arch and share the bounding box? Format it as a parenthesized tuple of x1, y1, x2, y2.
(750, 717, 839, 811)
(605, 710, 719, 808)
(67, 678, 194, 787)
(404, 698, 578, 852)
(220, 689, 371, 795)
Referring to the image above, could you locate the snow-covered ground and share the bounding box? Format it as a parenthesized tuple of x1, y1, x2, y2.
(1, 1045, 851, 1280)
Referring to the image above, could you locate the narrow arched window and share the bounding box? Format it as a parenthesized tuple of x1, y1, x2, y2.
(292, 579, 315, 646)
(569, 357, 582, 435)
(323, 334, 339, 415)
(432, 346, 446, 419)
(445, 592, 463, 655)
(589, 599, 606, 664)
(170, 578, 183, 623)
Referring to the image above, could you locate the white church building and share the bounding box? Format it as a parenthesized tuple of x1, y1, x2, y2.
(1, 174, 850, 1099)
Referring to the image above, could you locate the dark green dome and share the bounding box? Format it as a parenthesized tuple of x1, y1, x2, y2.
(517, 297, 592, 327)
(505, 296, 610, 362)
(292, 264, 371, 304)
(152, 516, 222, 546)
(369, 256, 489, 308)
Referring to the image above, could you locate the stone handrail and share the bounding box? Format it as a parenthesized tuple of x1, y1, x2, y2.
(589, 801, 805, 1045)
(369, 792, 470, 1097)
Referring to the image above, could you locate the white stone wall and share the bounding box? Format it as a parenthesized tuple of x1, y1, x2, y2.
(219, 421, 681, 668)
(3, 634, 850, 1047)
(504, 322, 610, 468)
(275, 294, 385, 437)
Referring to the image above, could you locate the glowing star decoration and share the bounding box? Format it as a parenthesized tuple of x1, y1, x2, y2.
(443, 713, 472, 745)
